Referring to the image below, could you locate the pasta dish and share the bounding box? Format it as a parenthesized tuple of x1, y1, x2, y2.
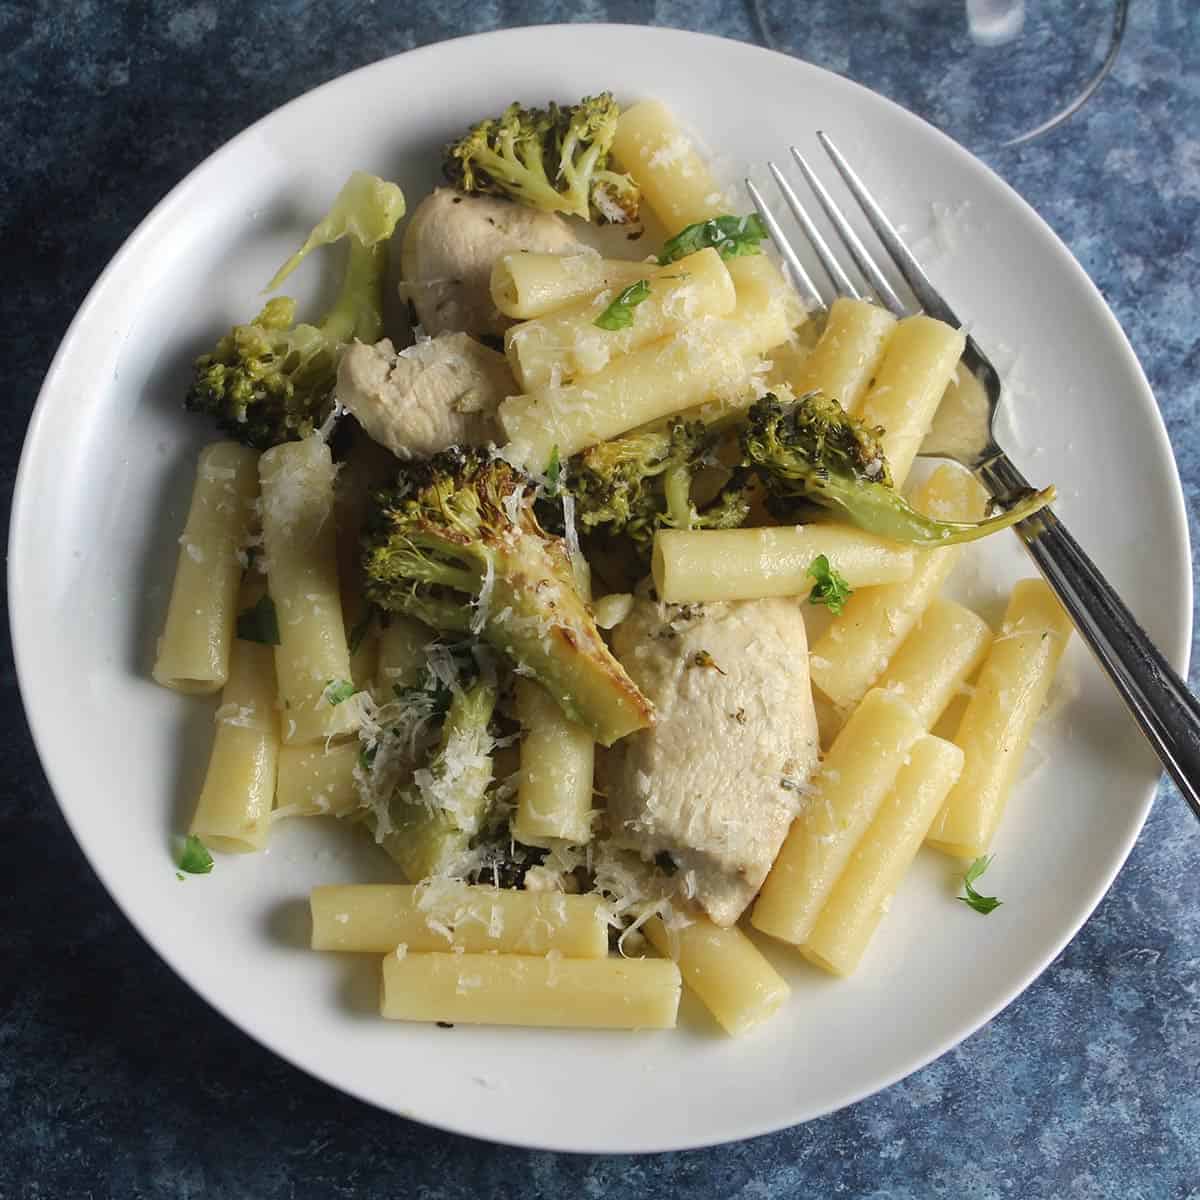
(153, 95, 1068, 1037)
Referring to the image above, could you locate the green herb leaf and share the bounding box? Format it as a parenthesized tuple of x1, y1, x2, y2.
(544, 446, 562, 497)
(235, 594, 280, 646)
(177, 834, 214, 875)
(347, 608, 375, 656)
(807, 554, 853, 615)
(657, 214, 769, 266)
(324, 679, 356, 706)
(958, 855, 1002, 915)
(594, 279, 652, 330)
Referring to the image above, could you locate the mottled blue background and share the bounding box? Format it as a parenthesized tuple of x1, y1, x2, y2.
(4, 1, 1199, 1196)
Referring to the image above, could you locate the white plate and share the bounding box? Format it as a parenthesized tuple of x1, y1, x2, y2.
(11, 25, 1191, 1153)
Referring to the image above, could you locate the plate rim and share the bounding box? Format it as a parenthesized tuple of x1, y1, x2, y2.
(10, 22, 1194, 1152)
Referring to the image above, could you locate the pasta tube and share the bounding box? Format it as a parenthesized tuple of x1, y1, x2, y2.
(381, 951, 682, 1029)
(506, 247, 736, 391)
(311, 882, 608, 957)
(786, 296, 896, 413)
(690, 254, 807, 424)
(259, 437, 359, 744)
(752, 689, 925, 946)
(809, 465, 986, 711)
(189, 585, 280, 852)
(926, 580, 1073, 859)
(512, 678, 595, 846)
(610, 100, 726, 230)
(490, 252, 655, 319)
(801, 735, 964, 976)
(644, 915, 789, 1037)
(274, 740, 360, 818)
(856, 315, 966, 488)
(374, 614, 431, 694)
(499, 301, 792, 471)
(153, 441, 259, 693)
(872, 598, 994, 730)
(652, 525, 916, 605)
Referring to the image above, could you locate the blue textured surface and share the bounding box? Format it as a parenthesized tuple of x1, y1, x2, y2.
(4, 1, 1200, 1195)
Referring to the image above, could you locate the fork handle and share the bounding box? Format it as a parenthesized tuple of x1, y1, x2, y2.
(980, 452, 1200, 821)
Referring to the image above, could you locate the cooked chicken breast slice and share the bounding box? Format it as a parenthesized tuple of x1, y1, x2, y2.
(336, 334, 512, 460)
(606, 596, 820, 927)
(401, 188, 581, 337)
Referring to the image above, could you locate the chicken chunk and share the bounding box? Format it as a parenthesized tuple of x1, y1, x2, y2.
(400, 188, 582, 337)
(605, 596, 820, 927)
(336, 334, 513, 460)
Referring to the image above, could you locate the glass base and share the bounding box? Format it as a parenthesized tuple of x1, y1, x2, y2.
(749, 0, 1127, 152)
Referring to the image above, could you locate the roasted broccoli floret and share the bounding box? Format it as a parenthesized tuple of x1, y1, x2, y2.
(742, 393, 1055, 544)
(443, 94, 640, 224)
(361, 446, 652, 745)
(571, 419, 751, 557)
(186, 172, 406, 449)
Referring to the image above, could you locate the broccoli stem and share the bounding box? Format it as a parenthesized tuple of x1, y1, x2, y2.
(381, 678, 497, 882)
(385, 535, 483, 594)
(812, 475, 1056, 546)
(478, 536, 650, 747)
(318, 238, 388, 346)
(662, 463, 694, 530)
(387, 589, 474, 635)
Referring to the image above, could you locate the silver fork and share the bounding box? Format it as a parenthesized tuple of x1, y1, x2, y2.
(746, 133, 1200, 822)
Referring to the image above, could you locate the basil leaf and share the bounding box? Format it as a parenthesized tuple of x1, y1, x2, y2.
(235, 594, 280, 646)
(594, 279, 652, 330)
(657, 214, 768, 265)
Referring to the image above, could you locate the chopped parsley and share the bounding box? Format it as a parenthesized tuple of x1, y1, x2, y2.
(807, 554, 853, 615)
(177, 834, 214, 875)
(593, 279, 652, 330)
(958, 855, 1002, 915)
(235, 594, 280, 645)
(657, 214, 768, 265)
(324, 679, 356, 706)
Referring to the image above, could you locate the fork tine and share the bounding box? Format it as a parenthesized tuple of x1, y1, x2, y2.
(744, 177, 823, 310)
(815, 132, 960, 328)
(789, 147, 908, 317)
(766, 161, 860, 300)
